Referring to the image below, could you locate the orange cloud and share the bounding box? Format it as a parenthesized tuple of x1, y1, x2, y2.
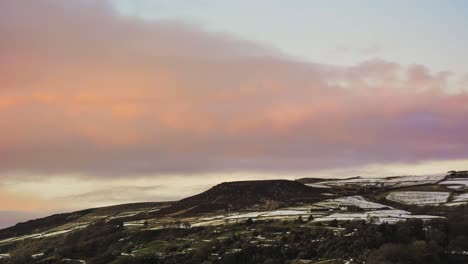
(0, 191, 59, 212)
(0, 0, 467, 176)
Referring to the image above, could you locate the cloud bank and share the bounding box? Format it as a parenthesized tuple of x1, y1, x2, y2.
(1, 0, 468, 176)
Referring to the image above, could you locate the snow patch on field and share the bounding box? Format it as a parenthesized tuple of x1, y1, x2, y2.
(316, 174, 447, 189)
(62, 258, 86, 263)
(315, 196, 391, 210)
(43, 224, 88, 238)
(262, 210, 310, 217)
(386, 191, 450, 205)
(198, 215, 225, 221)
(305, 183, 331, 188)
(224, 210, 310, 220)
(314, 209, 443, 224)
(452, 193, 468, 202)
(439, 178, 468, 190)
(0, 224, 89, 245)
(123, 221, 148, 227)
(191, 220, 226, 227)
(32, 253, 44, 258)
(445, 202, 468, 207)
(190, 196, 443, 226)
(0, 234, 41, 244)
(225, 212, 266, 220)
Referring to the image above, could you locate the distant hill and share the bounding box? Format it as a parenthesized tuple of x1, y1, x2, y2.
(0, 202, 169, 240)
(156, 180, 329, 216)
(0, 209, 92, 241)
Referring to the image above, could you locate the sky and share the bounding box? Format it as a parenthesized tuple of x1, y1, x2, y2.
(1, 0, 468, 228)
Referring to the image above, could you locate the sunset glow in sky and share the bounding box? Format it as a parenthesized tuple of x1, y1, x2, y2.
(1, 0, 468, 228)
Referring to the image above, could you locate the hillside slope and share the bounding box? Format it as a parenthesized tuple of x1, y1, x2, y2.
(156, 180, 330, 216)
(0, 202, 170, 241)
(1, 174, 468, 264)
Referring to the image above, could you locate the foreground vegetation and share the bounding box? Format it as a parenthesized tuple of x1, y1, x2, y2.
(1, 205, 468, 264)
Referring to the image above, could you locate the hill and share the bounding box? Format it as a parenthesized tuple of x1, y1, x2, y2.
(1, 173, 468, 264)
(0, 202, 170, 241)
(156, 180, 329, 216)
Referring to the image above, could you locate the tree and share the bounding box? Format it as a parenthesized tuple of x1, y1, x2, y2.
(193, 244, 212, 262)
(296, 215, 303, 223)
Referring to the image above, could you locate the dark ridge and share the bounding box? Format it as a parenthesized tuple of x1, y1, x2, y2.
(155, 180, 328, 216)
(296, 176, 361, 184)
(448, 170, 468, 178)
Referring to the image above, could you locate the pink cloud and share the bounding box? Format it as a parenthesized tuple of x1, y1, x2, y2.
(0, 0, 467, 176)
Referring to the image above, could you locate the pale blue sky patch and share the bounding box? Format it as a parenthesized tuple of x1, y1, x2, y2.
(111, 0, 468, 75)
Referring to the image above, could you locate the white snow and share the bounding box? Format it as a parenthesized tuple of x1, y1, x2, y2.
(32, 253, 44, 258)
(123, 222, 146, 227)
(445, 202, 468, 207)
(305, 183, 331, 188)
(0, 224, 90, 245)
(191, 195, 445, 227)
(63, 259, 86, 264)
(39, 224, 88, 238)
(315, 195, 391, 210)
(261, 210, 309, 217)
(191, 219, 226, 227)
(439, 178, 468, 189)
(224, 210, 309, 220)
(443, 185, 465, 190)
(452, 193, 468, 202)
(225, 212, 266, 219)
(316, 174, 447, 189)
(198, 215, 225, 221)
(314, 209, 443, 224)
(0, 233, 41, 244)
(386, 191, 450, 205)
(41, 230, 72, 237)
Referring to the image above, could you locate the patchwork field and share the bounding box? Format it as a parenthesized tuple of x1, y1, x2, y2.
(386, 191, 450, 205)
(439, 178, 468, 190)
(305, 174, 447, 189)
